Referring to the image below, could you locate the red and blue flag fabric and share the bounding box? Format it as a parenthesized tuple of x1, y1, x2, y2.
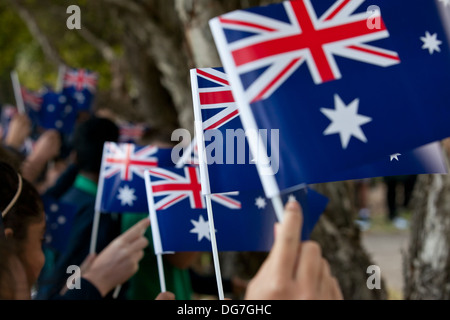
(191, 67, 447, 195)
(145, 166, 328, 252)
(210, 0, 450, 196)
(97, 142, 175, 213)
(62, 68, 98, 112)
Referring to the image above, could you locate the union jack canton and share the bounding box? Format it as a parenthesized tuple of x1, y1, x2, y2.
(97, 142, 174, 213)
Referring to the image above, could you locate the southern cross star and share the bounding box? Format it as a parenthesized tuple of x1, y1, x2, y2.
(117, 185, 137, 206)
(255, 196, 267, 209)
(190, 215, 213, 242)
(421, 31, 442, 55)
(390, 153, 401, 161)
(321, 94, 372, 149)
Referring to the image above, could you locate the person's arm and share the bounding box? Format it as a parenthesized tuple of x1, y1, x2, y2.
(82, 218, 150, 297)
(21, 130, 61, 183)
(58, 278, 103, 300)
(4, 113, 31, 151)
(245, 200, 343, 300)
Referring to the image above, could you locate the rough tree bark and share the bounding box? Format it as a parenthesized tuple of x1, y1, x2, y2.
(312, 181, 387, 299)
(108, 0, 196, 131)
(404, 143, 450, 300)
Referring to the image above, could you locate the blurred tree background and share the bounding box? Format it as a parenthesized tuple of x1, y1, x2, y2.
(2, 0, 448, 300)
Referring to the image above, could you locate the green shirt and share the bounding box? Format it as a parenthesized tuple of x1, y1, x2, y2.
(121, 213, 193, 300)
(74, 174, 98, 195)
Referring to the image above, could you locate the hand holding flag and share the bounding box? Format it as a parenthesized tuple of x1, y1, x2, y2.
(245, 199, 343, 300)
(83, 218, 150, 297)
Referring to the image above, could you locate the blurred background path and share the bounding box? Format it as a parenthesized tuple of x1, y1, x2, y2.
(360, 181, 411, 299)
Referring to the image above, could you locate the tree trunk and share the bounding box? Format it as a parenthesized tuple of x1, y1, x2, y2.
(312, 181, 388, 300)
(404, 145, 450, 299)
(122, 31, 179, 131)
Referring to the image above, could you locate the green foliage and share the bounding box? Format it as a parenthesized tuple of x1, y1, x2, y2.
(0, 0, 120, 106)
(0, 2, 37, 103)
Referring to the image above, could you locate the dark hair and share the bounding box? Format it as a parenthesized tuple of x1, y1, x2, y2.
(0, 162, 43, 247)
(0, 145, 22, 171)
(0, 239, 23, 299)
(72, 116, 119, 174)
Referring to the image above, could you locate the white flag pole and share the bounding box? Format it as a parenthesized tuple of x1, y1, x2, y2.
(90, 143, 109, 254)
(209, 19, 284, 222)
(55, 64, 66, 93)
(191, 69, 224, 299)
(204, 194, 224, 300)
(10, 71, 26, 114)
(271, 194, 285, 222)
(175, 137, 196, 168)
(144, 170, 167, 293)
(156, 253, 167, 293)
(89, 210, 102, 255)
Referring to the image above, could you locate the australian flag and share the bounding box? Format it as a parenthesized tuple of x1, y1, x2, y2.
(62, 68, 98, 112)
(210, 0, 450, 196)
(144, 166, 328, 253)
(118, 122, 148, 143)
(97, 142, 175, 213)
(42, 196, 77, 253)
(191, 67, 447, 195)
(191, 67, 262, 194)
(39, 89, 77, 135)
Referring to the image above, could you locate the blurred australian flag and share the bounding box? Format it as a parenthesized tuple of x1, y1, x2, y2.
(97, 142, 175, 213)
(39, 89, 77, 135)
(210, 0, 450, 196)
(42, 196, 77, 253)
(62, 68, 98, 112)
